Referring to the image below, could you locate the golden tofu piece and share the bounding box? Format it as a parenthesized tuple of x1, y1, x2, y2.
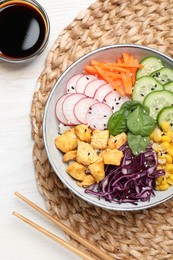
(76, 140, 99, 165)
(108, 132, 127, 149)
(91, 130, 109, 149)
(54, 128, 77, 153)
(74, 124, 91, 143)
(77, 175, 95, 188)
(88, 158, 105, 183)
(103, 148, 123, 166)
(66, 162, 86, 181)
(63, 150, 77, 162)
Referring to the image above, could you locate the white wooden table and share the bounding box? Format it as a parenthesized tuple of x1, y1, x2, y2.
(0, 1, 94, 259)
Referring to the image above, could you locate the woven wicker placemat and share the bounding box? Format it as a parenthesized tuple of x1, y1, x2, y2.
(31, 0, 173, 259)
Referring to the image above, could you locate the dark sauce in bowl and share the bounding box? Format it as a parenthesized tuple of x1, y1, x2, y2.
(0, 2, 48, 60)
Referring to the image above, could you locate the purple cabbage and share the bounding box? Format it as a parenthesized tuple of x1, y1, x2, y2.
(85, 145, 165, 205)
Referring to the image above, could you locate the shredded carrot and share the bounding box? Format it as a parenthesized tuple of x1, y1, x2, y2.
(93, 65, 125, 96)
(85, 65, 98, 75)
(84, 53, 143, 96)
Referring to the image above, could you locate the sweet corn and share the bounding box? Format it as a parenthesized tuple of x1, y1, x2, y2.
(161, 135, 171, 143)
(167, 178, 173, 185)
(152, 143, 161, 152)
(169, 174, 173, 181)
(151, 121, 173, 191)
(168, 148, 173, 157)
(165, 154, 173, 164)
(153, 128, 162, 142)
(157, 183, 170, 190)
(160, 122, 171, 132)
(150, 132, 154, 140)
(165, 164, 173, 172)
(160, 142, 170, 150)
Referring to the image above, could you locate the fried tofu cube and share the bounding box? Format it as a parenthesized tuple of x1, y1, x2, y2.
(108, 132, 127, 149)
(103, 148, 123, 166)
(88, 158, 105, 183)
(77, 175, 95, 188)
(76, 140, 99, 165)
(54, 128, 77, 153)
(74, 124, 91, 143)
(63, 150, 77, 162)
(91, 130, 109, 149)
(66, 162, 86, 181)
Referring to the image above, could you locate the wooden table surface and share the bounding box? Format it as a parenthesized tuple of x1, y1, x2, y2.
(0, 1, 94, 259)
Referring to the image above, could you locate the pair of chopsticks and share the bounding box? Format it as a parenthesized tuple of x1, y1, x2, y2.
(13, 192, 114, 260)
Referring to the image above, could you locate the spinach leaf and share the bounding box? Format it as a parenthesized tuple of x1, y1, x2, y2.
(107, 108, 130, 136)
(127, 132, 150, 155)
(121, 100, 150, 114)
(127, 106, 155, 136)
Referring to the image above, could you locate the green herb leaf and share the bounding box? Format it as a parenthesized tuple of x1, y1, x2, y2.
(107, 108, 130, 136)
(127, 132, 150, 155)
(121, 100, 150, 114)
(127, 106, 155, 136)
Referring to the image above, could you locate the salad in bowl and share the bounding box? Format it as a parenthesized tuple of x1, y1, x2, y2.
(43, 44, 173, 211)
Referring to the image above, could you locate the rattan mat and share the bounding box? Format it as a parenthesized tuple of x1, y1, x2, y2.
(31, 0, 173, 259)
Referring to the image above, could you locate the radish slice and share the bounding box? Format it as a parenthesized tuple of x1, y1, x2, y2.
(94, 84, 114, 102)
(62, 93, 86, 125)
(66, 74, 84, 93)
(75, 75, 97, 93)
(86, 102, 112, 130)
(55, 93, 72, 125)
(104, 91, 129, 113)
(84, 79, 107, 97)
(74, 97, 98, 124)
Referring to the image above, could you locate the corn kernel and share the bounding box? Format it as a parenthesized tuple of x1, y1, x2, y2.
(161, 122, 171, 132)
(167, 178, 173, 185)
(157, 183, 170, 190)
(150, 132, 154, 140)
(165, 154, 173, 164)
(161, 135, 171, 143)
(165, 164, 173, 172)
(160, 142, 170, 150)
(156, 176, 165, 183)
(153, 128, 162, 142)
(169, 174, 173, 181)
(152, 143, 161, 152)
(166, 130, 173, 138)
(158, 158, 166, 164)
(157, 165, 164, 170)
(167, 148, 173, 157)
(161, 177, 167, 185)
(165, 171, 170, 178)
(155, 180, 161, 185)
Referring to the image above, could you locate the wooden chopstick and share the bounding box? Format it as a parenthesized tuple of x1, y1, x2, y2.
(14, 192, 114, 260)
(13, 211, 95, 260)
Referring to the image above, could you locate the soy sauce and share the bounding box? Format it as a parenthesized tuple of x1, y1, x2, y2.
(0, 3, 46, 59)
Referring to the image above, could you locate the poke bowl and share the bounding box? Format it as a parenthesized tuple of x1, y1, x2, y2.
(43, 44, 173, 211)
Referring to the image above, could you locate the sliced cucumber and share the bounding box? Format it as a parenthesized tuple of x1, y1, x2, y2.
(143, 90, 173, 120)
(136, 56, 164, 79)
(157, 106, 173, 131)
(164, 81, 173, 93)
(151, 67, 173, 85)
(132, 76, 163, 103)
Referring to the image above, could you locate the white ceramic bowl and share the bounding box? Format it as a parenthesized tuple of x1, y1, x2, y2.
(43, 44, 173, 211)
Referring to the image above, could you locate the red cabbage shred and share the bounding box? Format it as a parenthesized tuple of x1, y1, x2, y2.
(85, 144, 165, 205)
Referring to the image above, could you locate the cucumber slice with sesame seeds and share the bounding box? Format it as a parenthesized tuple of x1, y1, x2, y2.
(143, 90, 173, 120)
(157, 106, 173, 131)
(151, 67, 173, 85)
(132, 76, 163, 103)
(164, 81, 173, 93)
(136, 56, 164, 79)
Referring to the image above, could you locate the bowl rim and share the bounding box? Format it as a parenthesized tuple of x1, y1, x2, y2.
(43, 43, 173, 211)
